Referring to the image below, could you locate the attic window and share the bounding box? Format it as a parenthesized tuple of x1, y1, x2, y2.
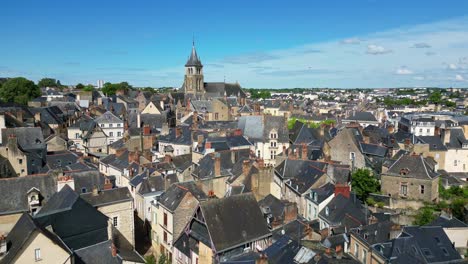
(399, 168, 410, 176)
(422, 248, 433, 258)
(325, 207, 329, 216)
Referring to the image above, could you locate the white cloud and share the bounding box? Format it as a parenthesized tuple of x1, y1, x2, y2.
(447, 63, 458, 70)
(455, 74, 464, 81)
(340, 38, 361, 44)
(395, 67, 413, 75)
(411, 42, 431, 48)
(366, 44, 392, 55)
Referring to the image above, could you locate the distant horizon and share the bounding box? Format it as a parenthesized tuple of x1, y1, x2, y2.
(1, 1, 468, 88)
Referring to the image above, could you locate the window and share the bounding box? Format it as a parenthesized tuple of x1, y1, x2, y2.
(163, 212, 168, 227)
(109, 132, 113, 137)
(362, 249, 367, 264)
(214, 113, 219, 120)
(117, 132, 122, 137)
(349, 152, 355, 160)
(400, 183, 408, 196)
(427, 129, 430, 133)
(75, 133, 80, 139)
(257, 150, 261, 158)
(113, 216, 118, 227)
(100, 124, 104, 127)
(117, 123, 121, 127)
(419, 128, 422, 133)
(81, 187, 87, 193)
(35, 248, 41, 261)
(109, 124, 113, 128)
(420, 185, 425, 194)
(18, 159, 23, 164)
(163, 231, 167, 243)
(454, 160, 457, 166)
(354, 244, 359, 258)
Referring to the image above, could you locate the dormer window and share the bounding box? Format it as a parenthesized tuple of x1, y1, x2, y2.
(400, 168, 410, 176)
(325, 206, 329, 216)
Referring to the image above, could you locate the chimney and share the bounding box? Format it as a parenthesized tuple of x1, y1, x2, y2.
(301, 143, 308, 160)
(233, 128, 243, 136)
(34, 112, 41, 122)
(161, 122, 169, 136)
(15, 109, 23, 122)
(255, 158, 264, 169)
(363, 135, 370, 144)
(197, 134, 204, 146)
(164, 154, 172, 163)
(443, 129, 451, 144)
(57, 175, 75, 192)
(103, 178, 113, 190)
(143, 124, 150, 136)
(334, 184, 350, 199)
(128, 150, 140, 164)
(175, 127, 182, 138)
(242, 160, 250, 175)
(214, 153, 221, 176)
(0, 234, 6, 256)
(111, 243, 117, 257)
(92, 186, 99, 196)
(283, 112, 289, 127)
(205, 141, 212, 150)
(124, 121, 129, 131)
(137, 113, 141, 128)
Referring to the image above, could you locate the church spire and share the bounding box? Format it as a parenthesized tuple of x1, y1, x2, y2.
(185, 41, 203, 67)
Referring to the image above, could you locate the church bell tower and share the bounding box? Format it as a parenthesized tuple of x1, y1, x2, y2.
(183, 41, 204, 96)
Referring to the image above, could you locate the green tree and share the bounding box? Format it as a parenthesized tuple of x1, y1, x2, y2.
(75, 83, 85, 90)
(0, 77, 41, 105)
(413, 207, 435, 225)
(38, 77, 58, 88)
(429, 91, 442, 104)
(157, 254, 169, 264)
(83, 85, 94, 92)
(351, 168, 380, 201)
(450, 198, 466, 220)
(145, 255, 156, 264)
(102, 81, 132, 96)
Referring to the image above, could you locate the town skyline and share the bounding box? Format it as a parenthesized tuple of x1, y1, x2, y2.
(2, 1, 468, 88)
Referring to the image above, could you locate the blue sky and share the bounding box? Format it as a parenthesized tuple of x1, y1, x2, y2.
(1, 0, 468, 88)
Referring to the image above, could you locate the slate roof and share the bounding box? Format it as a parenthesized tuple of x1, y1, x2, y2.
(171, 154, 192, 172)
(318, 193, 367, 228)
(81, 187, 132, 207)
(0, 175, 56, 215)
(203, 82, 246, 98)
(275, 159, 327, 180)
(385, 154, 439, 180)
(238, 115, 288, 143)
(200, 193, 271, 253)
(306, 183, 335, 204)
(192, 149, 250, 179)
(375, 226, 463, 263)
(445, 128, 468, 149)
(262, 235, 302, 264)
(360, 143, 388, 157)
(74, 240, 121, 264)
(94, 111, 123, 124)
(33, 185, 109, 250)
(351, 221, 398, 245)
(1, 127, 46, 151)
(417, 136, 448, 151)
(428, 216, 468, 228)
(0, 213, 71, 264)
(158, 181, 207, 212)
(345, 112, 377, 122)
(258, 194, 289, 222)
(185, 45, 202, 67)
(158, 126, 193, 145)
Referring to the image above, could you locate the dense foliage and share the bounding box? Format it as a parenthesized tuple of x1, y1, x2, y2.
(102, 81, 132, 95)
(351, 168, 380, 201)
(38, 78, 61, 88)
(0, 77, 41, 105)
(413, 207, 436, 226)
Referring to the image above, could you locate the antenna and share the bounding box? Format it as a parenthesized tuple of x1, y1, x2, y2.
(192, 34, 195, 46)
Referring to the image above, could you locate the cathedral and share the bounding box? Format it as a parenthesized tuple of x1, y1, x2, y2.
(182, 43, 246, 101)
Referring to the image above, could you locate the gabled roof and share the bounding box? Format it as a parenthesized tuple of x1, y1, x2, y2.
(0, 175, 56, 215)
(385, 154, 439, 180)
(318, 193, 367, 228)
(345, 112, 377, 122)
(1, 213, 71, 264)
(158, 181, 207, 212)
(81, 187, 132, 207)
(200, 193, 271, 253)
(428, 216, 468, 228)
(238, 115, 288, 142)
(94, 111, 123, 124)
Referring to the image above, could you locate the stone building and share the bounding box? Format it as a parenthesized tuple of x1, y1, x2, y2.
(381, 154, 439, 203)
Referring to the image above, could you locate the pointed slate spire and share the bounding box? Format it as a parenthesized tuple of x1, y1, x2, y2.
(185, 41, 203, 67)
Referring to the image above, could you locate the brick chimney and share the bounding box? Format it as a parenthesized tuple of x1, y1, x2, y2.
(103, 178, 113, 190)
(192, 111, 198, 130)
(128, 150, 140, 164)
(34, 112, 41, 122)
(175, 127, 182, 138)
(111, 243, 117, 257)
(205, 141, 212, 150)
(57, 175, 75, 192)
(164, 154, 172, 163)
(143, 124, 150, 136)
(334, 184, 350, 199)
(233, 128, 243, 136)
(242, 160, 250, 175)
(301, 143, 308, 160)
(214, 153, 221, 176)
(92, 186, 99, 196)
(255, 158, 264, 169)
(0, 234, 6, 256)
